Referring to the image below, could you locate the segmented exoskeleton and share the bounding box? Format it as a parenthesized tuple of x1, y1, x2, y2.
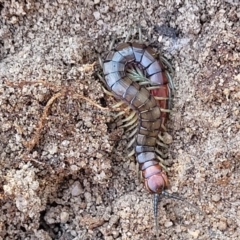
(98, 28, 175, 234)
(102, 41, 171, 183)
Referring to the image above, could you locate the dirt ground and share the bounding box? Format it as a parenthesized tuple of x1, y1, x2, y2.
(0, 0, 240, 239)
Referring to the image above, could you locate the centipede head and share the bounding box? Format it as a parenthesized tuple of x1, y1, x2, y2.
(150, 175, 167, 237)
(143, 166, 169, 194)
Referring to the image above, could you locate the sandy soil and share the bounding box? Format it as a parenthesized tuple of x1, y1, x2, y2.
(0, 0, 239, 239)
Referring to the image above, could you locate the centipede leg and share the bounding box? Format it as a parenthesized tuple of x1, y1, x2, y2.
(115, 109, 136, 128)
(147, 86, 162, 90)
(113, 105, 131, 119)
(112, 101, 125, 108)
(160, 108, 172, 113)
(166, 71, 175, 93)
(160, 56, 175, 92)
(166, 83, 173, 110)
(154, 97, 169, 101)
(156, 157, 168, 172)
(161, 124, 167, 132)
(157, 140, 168, 148)
(125, 28, 133, 42)
(109, 34, 117, 51)
(129, 127, 138, 138)
(122, 115, 138, 128)
(138, 25, 143, 43)
(122, 111, 136, 123)
(138, 163, 142, 182)
(158, 133, 164, 142)
(98, 54, 103, 68)
(125, 121, 138, 132)
(156, 148, 168, 159)
(112, 111, 125, 120)
(128, 148, 135, 157)
(127, 136, 136, 148)
(139, 81, 152, 86)
(97, 74, 114, 96)
(102, 86, 114, 96)
(97, 72, 114, 98)
(160, 56, 175, 77)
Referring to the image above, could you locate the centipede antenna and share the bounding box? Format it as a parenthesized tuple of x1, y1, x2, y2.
(162, 191, 203, 214)
(153, 194, 160, 236)
(109, 34, 116, 51)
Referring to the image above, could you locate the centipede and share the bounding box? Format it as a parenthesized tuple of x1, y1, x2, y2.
(98, 28, 178, 234)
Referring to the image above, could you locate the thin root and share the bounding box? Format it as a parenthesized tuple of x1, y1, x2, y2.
(6, 80, 109, 151)
(23, 91, 63, 150)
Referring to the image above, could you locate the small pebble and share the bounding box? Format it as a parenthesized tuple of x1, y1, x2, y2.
(48, 144, 58, 154)
(2, 122, 11, 131)
(164, 221, 173, 228)
(70, 164, 78, 171)
(61, 140, 69, 146)
(84, 192, 92, 202)
(97, 20, 104, 25)
(60, 211, 69, 223)
(70, 230, 77, 237)
(212, 194, 221, 202)
(71, 181, 83, 196)
(218, 220, 227, 231)
(96, 152, 103, 158)
(188, 229, 200, 239)
(212, 118, 222, 128)
(93, 11, 100, 20)
(112, 230, 120, 238)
